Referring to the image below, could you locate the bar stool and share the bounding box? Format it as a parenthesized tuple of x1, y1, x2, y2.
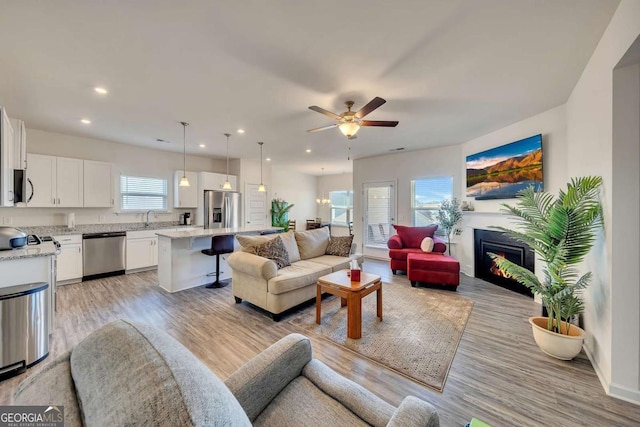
(201, 234, 235, 288)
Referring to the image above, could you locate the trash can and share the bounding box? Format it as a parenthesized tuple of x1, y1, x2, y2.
(0, 282, 49, 381)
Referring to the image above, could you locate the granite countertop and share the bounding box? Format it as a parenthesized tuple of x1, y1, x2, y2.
(19, 222, 201, 237)
(156, 226, 283, 239)
(0, 242, 58, 262)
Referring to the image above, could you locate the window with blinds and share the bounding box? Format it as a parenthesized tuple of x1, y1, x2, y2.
(120, 175, 168, 211)
(411, 177, 453, 229)
(329, 190, 353, 226)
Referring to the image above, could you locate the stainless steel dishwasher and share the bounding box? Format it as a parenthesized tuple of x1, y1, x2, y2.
(82, 231, 126, 280)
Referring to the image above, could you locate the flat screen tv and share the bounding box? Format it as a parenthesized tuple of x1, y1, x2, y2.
(466, 134, 543, 200)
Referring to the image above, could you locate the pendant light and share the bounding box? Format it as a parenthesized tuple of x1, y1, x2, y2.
(222, 133, 232, 190)
(316, 168, 330, 204)
(179, 121, 190, 187)
(257, 142, 266, 192)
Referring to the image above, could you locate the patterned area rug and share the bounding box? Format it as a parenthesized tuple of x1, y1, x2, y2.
(289, 282, 473, 391)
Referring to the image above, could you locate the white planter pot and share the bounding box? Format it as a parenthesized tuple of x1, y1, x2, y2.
(529, 316, 585, 360)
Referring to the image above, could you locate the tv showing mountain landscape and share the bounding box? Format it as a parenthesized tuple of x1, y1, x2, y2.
(466, 134, 543, 200)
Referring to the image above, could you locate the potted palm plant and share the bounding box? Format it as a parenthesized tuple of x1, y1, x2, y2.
(436, 198, 463, 256)
(489, 176, 603, 360)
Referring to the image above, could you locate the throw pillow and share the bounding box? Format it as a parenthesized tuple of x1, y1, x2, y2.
(393, 224, 438, 248)
(420, 237, 434, 252)
(247, 236, 290, 269)
(325, 235, 354, 257)
(236, 233, 279, 252)
(294, 227, 330, 260)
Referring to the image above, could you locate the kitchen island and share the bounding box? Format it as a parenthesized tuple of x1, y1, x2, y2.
(155, 226, 282, 293)
(0, 242, 58, 334)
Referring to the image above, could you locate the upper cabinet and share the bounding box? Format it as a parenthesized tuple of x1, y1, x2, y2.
(0, 110, 14, 206)
(26, 154, 91, 208)
(200, 172, 237, 192)
(84, 160, 114, 207)
(9, 118, 26, 170)
(173, 171, 198, 208)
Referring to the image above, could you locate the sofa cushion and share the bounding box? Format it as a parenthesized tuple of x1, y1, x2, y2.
(70, 320, 251, 427)
(236, 233, 279, 252)
(325, 235, 354, 257)
(311, 255, 361, 272)
(248, 236, 291, 269)
(393, 224, 438, 248)
(268, 261, 331, 295)
(14, 352, 83, 427)
(279, 230, 301, 262)
(254, 376, 369, 427)
(388, 247, 425, 262)
(295, 227, 330, 260)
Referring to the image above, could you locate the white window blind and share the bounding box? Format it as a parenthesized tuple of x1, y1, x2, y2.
(412, 177, 453, 229)
(364, 184, 393, 247)
(120, 175, 168, 211)
(330, 190, 353, 226)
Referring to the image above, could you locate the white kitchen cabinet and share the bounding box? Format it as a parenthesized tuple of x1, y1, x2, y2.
(9, 118, 27, 170)
(174, 171, 198, 208)
(0, 109, 14, 206)
(26, 154, 84, 207)
(53, 235, 83, 283)
(200, 172, 237, 191)
(126, 229, 168, 271)
(26, 154, 57, 207)
(84, 160, 114, 207)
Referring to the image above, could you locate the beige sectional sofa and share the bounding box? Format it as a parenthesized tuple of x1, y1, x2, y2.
(227, 227, 363, 320)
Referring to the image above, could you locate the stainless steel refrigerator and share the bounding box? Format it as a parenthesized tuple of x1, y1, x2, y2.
(204, 191, 242, 229)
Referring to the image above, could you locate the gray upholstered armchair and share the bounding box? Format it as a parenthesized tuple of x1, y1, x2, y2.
(225, 334, 439, 427)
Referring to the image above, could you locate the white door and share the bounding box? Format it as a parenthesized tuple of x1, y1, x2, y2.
(84, 160, 113, 207)
(245, 183, 267, 227)
(363, 181, 396, 258)
(56, 157, 83, 207)
(26, 154, 57, 207)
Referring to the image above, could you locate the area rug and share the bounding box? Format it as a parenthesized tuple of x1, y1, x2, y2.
(288, 282, 473, 391)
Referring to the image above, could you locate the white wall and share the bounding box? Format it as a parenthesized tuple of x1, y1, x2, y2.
(458, 105, 567, 277)
(0, 128, 229, 227)
(353, 144, 461, 258)
(271, 167, 317, 228)
(565, 0, 640, 403)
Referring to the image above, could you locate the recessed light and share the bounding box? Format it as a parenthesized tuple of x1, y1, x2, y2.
(94, 87, 108, 94)
(266, 157, 271, 161)
(81, 119, 91, 124)
(306, 149, 311, 153)
(237, 129, 245, 134)
(199, 144, 206, 148)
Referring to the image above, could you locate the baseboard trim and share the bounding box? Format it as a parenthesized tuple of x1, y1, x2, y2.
(609, 383, 640, 405)
(583, 345, 610, 395)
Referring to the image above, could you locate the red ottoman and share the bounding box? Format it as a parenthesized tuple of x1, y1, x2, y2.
(407, 252, 460, 290)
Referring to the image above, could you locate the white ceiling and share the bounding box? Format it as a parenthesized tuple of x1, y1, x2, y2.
(0, 0, 620, 175)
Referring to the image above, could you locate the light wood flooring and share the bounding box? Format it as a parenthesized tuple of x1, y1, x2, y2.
(2, 259, 640, 426)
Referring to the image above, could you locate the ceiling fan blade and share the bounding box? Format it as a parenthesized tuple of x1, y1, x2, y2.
(355, 97, 386, 119)
(307, 124, 338, 133)
(360, 120, 399, 127)
(308, 106, 341, 120)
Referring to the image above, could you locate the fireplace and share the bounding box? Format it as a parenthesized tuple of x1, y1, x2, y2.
(474, 229, 534, 297)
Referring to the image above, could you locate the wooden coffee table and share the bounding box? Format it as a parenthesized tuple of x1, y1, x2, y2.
(316, 270, 382, 339)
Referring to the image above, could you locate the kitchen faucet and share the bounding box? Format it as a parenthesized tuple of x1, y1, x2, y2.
(145, 210, 156, 227)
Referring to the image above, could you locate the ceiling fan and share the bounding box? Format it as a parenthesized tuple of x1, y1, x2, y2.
(307, 97, 399, 139)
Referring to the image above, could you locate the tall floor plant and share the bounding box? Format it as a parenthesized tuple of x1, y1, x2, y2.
(489, 176, 603, 335)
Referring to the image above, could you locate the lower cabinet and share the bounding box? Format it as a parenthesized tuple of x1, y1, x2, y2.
(53, 235, 83, 283)
(126, 237, 158, 270)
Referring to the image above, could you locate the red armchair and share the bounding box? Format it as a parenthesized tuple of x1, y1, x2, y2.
(387, 225, 446, 274)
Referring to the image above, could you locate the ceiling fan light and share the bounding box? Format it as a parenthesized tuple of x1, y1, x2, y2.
(179, 175, 190, 187)
(222, 180, 232, 190)
(339, 122, 360, 137)
(258, 183, 266, 192)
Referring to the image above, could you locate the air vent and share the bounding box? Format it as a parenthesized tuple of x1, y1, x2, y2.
(156, 138, 171, 144)
(389, 147, 405, 152)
